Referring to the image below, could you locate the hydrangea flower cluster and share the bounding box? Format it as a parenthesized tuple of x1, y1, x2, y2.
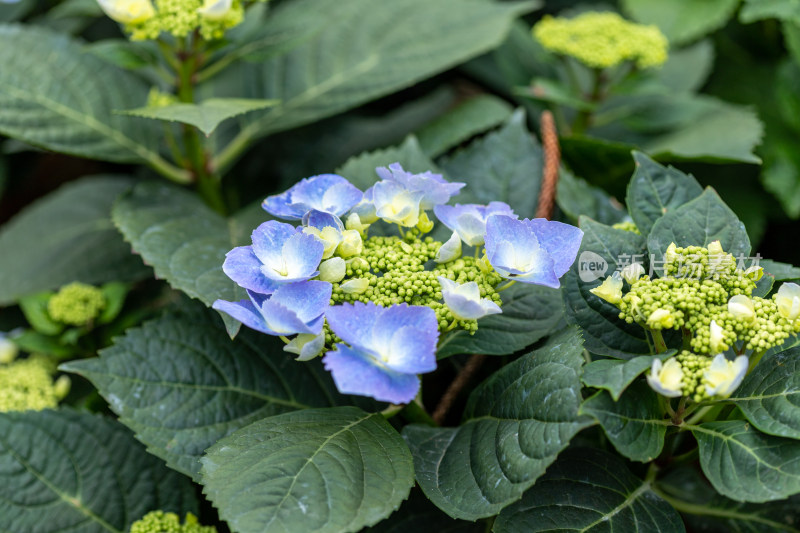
(47, 282, 106, 326)
(533, 12, 668, 69)
(592, 241, 798, 401)
(0, 353, 70, 412)
(130, 511, 217, 533)
(97, 0, 246, 40)
(215, 164, 583, 403)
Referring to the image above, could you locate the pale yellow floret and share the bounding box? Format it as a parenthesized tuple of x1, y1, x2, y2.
(646, 358, 683, 398)
(704, 354, 748, 398)
(533, 12, 668, 69)
(776, 282, 800, 321)
(48, 282, 106, 327)
(590, 272, 623, 304)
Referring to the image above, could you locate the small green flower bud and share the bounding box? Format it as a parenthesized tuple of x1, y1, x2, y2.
(319, 257, 346, 283)
(341, 278, 370, 294)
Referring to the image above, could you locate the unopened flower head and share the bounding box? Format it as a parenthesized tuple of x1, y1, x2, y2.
(48, 282, 106, 326)
(646, 358, 683, 398)
(0, 355, 64, 412)
(533, 11, 668, 69)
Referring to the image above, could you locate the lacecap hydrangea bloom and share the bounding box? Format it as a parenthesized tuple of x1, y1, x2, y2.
(215, 163, 583, 403)
(533, 11, 668, 69)
(592, 240, 796, 402)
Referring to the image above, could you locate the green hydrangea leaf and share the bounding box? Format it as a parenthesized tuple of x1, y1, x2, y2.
(656, 466, 800, 532)
(0, 408, 197, 533)
(0, 176, 150, 305)
(61, 303, 341, 481)
(556, 169, 628, 226)
(403, 328, 591, 520)
(415, 94, 513, 158)
(337, 135, 439, 191)
(212, 0, 538, 169)
(111, 181, 268, 337)
(654, 39, 715, 93)
(363, 492, 483, 533)
(622, 0, 739, 45)
(440, 109, 541, 219)
(692, 420, 800, 502)
(727, 348, 800, 439)
(581, 352, 674, 400)
(741, 0, 800, 24)
(563, 217, 651, 359)
(579, 383, 670, 462)
(122, 98, 278, 136)
(436, 282, 564, 358)
(493, 448, 685, 532)
(201, 406, 414, 533)
(647, 187, 751, 261)
(625, 151, 703, 236)
(0, 24, 170, 167)
(761, 259, 800, 281)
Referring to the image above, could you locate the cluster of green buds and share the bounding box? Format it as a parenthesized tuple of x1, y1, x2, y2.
(591, 241, 799, 401)
(47, 282, 107, 327)
(97, 0, 251, 40)
(130, 511, 217, 533)
(532, 11, 668, 70)
(0, 345, 70, 412)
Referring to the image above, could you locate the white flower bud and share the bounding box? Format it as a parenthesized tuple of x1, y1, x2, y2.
(646, 308, 674, 329)
(728, 295, 755, 323)
(646, 358, 683, 398)
(197, 0, 232, 19)
(704, 354, 748, 398)
(621, 263, 645, 285)
(337, 230, 363, 258)
(435, 231, 462, 264)
(319, 257, 346, 283)
(341, 278, 370, 294)
(776, 283, 800, 321)
(709, 320, 727, 353)
(283, 333, 325, 361)
(97, 0, 155, 24)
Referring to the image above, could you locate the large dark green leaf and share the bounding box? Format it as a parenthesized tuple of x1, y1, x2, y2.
(581, 352, 673, 400)
(61, 303, 340, 480)
(123, 98, 277, 136)
(212, 0, 537, 169)
(493, 448, 685, 532)
(0, 25, 171, 168)
(0, 176, 149, 305)
(647, 187, 751, 260)
(580, 383, 670, 462)
(563, 217, 651, 358)
(440, 110, 542, 219)
(625, 151, 703, 236)
(740, 0, 800, 24)
(622, 0, 739, 45)
(201, 406, 414, 533)
(728, 347, 800, 439)
(364, 492, 482, 533)
(0, 409, 197, 533)
(761, 259, 800, 281)
(403, 328, 590, 520)
(337, 135, 439, 192)
(111, 181, 267, 336)
(692, 420, 800, 502)
(415, 94, 513, 158)
(436, 282, 564, 358)
(556, 169, 627, 226)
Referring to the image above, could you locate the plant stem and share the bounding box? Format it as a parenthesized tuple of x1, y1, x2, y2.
(401, 397, 437, 426)
(495, 280, 517, 292)
(572, 68, 605, 135)
(684, 405, 714, 426)
(650, 329, 668, 353)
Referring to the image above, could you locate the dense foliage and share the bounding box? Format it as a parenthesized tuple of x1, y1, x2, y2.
(3, 1, 800, 532)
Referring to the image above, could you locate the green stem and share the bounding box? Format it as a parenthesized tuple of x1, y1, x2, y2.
(650, 328, 668, 353)
(572, 68, 605, 135)
(684, 405, 714, 426)
(496, 280, 517, 292)
(212, 123, 258, 175)
(749, 349, 766, 372)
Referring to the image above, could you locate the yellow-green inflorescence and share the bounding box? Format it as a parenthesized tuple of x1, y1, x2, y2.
(0, 354, 70, 412)
(130, 511, 217, 533)
(593, 242, 798, 401)
(48, 282, 106, 326)
(125, 0, 245, 40)
(323, 231, 504, 346)
(533, 11, 668, 69)
(612, 220, 641, 235)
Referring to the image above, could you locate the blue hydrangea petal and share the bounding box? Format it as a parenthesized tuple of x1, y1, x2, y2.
(212, 298, 273, 335)
(376, 163, 464, 210)
(323, 344, 420, 404)
(434, 202, 517, 246)
(269, 280, 331, 326)
(302, 209, 344, 232)
(258, 231, 323, 283)
(385, 326, 438, 374)
(325, 302, 381, 354)
(439, 278, 501, 320)
(222, 246, 278, 294)
(262, 174, 362, 219)
(370, 304, 438, 364)
(259, 300, 315, 335)
(526, 219, 583, 277)
(250, 220, 297, 265)
(349, 186, 377, 224)
(485, 215, 561, 287)
(454, 212, 489, 246)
